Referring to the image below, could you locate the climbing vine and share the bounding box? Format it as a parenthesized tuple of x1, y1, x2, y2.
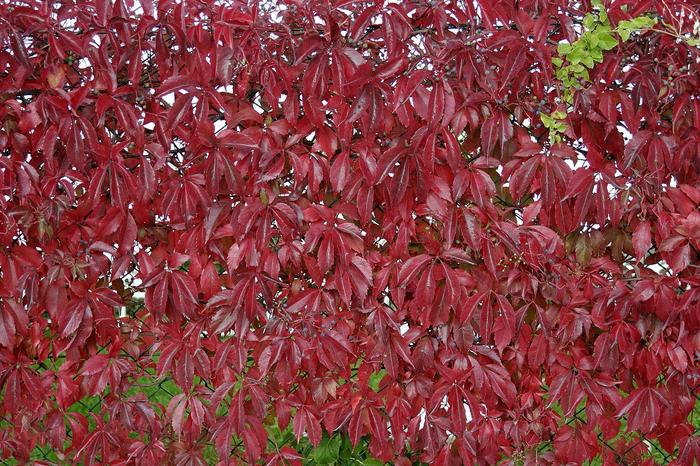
(545, 5, 657, 143)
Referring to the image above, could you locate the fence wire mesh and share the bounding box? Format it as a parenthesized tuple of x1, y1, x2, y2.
(0, 302, 697, 465)
(534, 377, 700, 465)
(0, 373, 697, 465)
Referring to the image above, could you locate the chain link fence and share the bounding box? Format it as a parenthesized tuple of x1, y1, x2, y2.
(0, 305, 698, 464)
(536, 378, 700, 465)
(1, 372, 697, 465)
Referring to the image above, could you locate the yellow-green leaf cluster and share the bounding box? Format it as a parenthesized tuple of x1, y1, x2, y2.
(546, 5, 657, 143)
(554, 8, 657, 104)
(541, 111, 568, 145)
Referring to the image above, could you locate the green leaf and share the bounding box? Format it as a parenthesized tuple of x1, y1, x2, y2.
(617, 19, 631, 30)
(541, 114, 554, 128)
(557, 42, 572, 55)
(310, 435, 342, 464)
(618, 27, 632, 41)
(633, 16, 657, 28)
(369, 369, 387, 392)
(596, 31, 618, 50)
(616, 17, 657, 42)
(363, 459, 384, 466)
(338, 435, 355, 460)
(588, 32, 599, 48)
(568, 50, 583, 65)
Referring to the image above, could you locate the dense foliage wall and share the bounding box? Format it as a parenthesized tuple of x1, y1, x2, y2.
(0, 0, 699, 464)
